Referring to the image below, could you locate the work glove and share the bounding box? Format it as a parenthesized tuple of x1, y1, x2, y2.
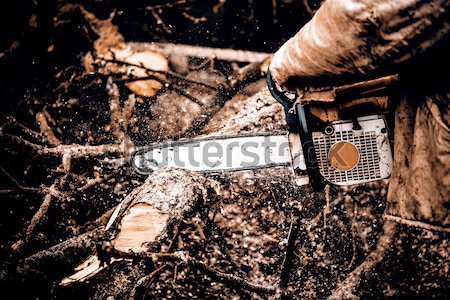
(269, 0, 449, 91)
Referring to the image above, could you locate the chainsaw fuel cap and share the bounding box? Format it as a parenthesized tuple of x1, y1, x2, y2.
(328, 141, 360, 171)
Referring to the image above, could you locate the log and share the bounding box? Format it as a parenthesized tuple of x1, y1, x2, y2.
(203, 87, 286, 135)
(59, 86, 289, 294)
(14, 228, 102, 280)
(129, 42, 272, 63)
(60, 168, 219, 286)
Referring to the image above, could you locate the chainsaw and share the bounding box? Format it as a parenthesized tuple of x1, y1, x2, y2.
(131, 71, 397, 191)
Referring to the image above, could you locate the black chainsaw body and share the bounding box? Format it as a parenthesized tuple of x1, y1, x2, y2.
(267, 70, 394, 192)
(267, 71, 324, 191)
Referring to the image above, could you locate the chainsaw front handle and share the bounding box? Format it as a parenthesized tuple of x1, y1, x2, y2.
(267, 69, 324, 191)
(266, 70, 300, 132)
(266, 70, 295, 110)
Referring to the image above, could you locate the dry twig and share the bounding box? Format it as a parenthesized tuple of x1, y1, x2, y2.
(145, 0, 189, 33)
(348, 200, 358, 268)
(15, 228, 103, 277)
(303, 0, 314, 15)
(102, 57, 218, 90)
(184, 60, 266, 136)
(36, 109, 61, 145)
(12, 177, 66, 254)
(114, 250, 277, 295)
(1, 115, 52, 146)
(323, 184, 330, 239)
(278, 213, 301, 298)
(130, 264, 170, 298)
(0, 166, 42, 194)
(307, 191, 344, 232)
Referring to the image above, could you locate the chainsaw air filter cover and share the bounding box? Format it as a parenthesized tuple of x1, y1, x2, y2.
(312, 115, 392, 186)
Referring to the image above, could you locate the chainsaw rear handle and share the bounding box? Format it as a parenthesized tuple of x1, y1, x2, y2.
(267, 70, 324, 191)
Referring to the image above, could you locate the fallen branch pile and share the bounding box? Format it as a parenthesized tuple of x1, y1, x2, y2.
(1, 4, 446, 299)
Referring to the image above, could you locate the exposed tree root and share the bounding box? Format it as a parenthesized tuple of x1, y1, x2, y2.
(60, 168, 220, 286)
(115, 251, 278, 295)
(36, 110, 61, 146)
(0, 166, 42, 194)
(328, 221, 397, 299)
(12, 178, 65, 254)
(14, 228, 102, 278)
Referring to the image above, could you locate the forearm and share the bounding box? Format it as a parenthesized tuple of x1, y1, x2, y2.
(270, 0, 450, 87)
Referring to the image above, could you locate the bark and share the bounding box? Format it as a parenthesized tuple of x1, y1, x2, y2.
(130, 42, 272, 63)
(60, 168, 220, 287)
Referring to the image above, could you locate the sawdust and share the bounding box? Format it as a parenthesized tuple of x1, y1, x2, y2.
(204, 87, 286, 134)
(134, 168, 210, 216)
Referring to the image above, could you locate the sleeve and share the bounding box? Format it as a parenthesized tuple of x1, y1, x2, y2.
(269, 0, 450, 87)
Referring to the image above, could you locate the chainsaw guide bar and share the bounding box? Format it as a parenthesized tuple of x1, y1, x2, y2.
(131, 132, 308, 182)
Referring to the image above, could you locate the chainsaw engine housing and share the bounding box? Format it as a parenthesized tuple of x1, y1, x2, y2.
(312, 115, 392, 186)
(267, 70, 396, 190)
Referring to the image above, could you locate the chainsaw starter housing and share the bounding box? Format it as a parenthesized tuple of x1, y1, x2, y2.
(312, 115, 392, 186)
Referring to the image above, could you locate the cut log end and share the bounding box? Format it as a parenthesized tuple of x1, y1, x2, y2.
(60, 168, 216, 286)
(113, 203, 170, 253)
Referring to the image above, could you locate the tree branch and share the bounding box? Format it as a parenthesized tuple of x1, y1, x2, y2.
(114, 250, 278, 295)
(129, 42, 272, 63)
(102, 57, 218, 90)
(328, 222, 397, 299)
